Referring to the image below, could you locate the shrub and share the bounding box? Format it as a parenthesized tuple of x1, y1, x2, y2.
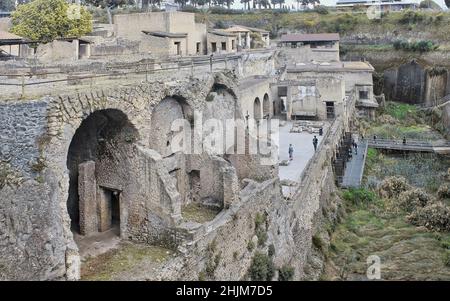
(180, 5, 199, 13)
(214, 20, 227, 29)
(314, 6, 329, 15)
(397, 188, 431, 213)
(312, 234, 326, 251)
(278, 265, 295, 281)
(256, 227, 268, 247)
(247, 240, 255, 252)
(342, 188, 377, 206)
(377, 176, 410, 199)
(255, 212, 266, 229)
(248, 252, 275, 281)
(437, 184, 450, 199)
(392, 39, 438, 53)
(407, 202, 450, 232)
(444, 250, 450, 267)
(398, 10, 425, 25)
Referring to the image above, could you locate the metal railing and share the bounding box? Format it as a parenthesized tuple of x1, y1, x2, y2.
(367, 138, 450, 148)
(0, 53, 243, 99)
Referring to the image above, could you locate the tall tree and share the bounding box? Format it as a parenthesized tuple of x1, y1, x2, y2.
(241, 0, 251, 10)
(224, 0, 234, 8)
(11, 0, 93, 42)
(174, 0, 189, 7)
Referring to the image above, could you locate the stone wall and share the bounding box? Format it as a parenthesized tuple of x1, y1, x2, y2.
(148, 115, 349, 281)
(0, 71, 247, 280)
(0, 101, 48, 177)
(36, 40, 79, 63)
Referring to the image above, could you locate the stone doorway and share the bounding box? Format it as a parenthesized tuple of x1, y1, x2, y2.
(98, 187, 121, 234)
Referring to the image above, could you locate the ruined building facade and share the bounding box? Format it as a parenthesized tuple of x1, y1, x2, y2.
(1, 37, 372, 280)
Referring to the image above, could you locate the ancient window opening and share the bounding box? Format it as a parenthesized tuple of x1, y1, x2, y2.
(359, 90, 369, 100)
(263, 93, 270, 118)
(221, 42, 226, 51)
(174, 42, 181, 55)
(253, 97, 262, 120)
(326, 101, 335, 119)
(211, 42, 217, 53)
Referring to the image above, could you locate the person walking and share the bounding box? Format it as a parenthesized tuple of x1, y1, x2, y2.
(288, 144, 294, 161)
(313, 136, 318, 152)
(403, 136, 406, 145)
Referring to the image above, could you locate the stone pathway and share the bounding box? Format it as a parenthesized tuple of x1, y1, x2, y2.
(277, 120, 327, 197)
(341, 140, 368, 188)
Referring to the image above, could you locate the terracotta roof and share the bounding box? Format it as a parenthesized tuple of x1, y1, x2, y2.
(0, 30, 23, 40)
(280, 33, 340, 43)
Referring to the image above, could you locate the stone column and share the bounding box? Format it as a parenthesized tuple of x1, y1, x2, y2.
(78, 161, 97, 236)
(222, 166, 239, 209)
(245, 32, 251, 49)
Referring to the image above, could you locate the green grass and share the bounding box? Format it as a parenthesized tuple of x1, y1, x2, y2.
(182, 202, 220, 224)
(326, 192, 450, 280)
(81, 242, 173, 281)
(342, 188, 377, 207)
(384, 102, 417, 120)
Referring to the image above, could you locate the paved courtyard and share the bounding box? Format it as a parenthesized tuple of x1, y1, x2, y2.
(277, 120, 328, 197)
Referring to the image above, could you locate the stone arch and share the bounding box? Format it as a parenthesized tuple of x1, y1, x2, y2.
(253, 97, 262, 120)
(149, 96, 192, 158)
(263, 93, 270, 118)
(66, 109, 139, 237)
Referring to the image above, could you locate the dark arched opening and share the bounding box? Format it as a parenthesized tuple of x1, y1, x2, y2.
(66, 109, 138, 236)
(253, 97, 262, 120)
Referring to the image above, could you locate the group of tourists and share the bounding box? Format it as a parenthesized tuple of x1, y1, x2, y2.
(288, 128, 323, 161)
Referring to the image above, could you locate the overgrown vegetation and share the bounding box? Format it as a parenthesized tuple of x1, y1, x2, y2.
(254, 212, 268, 247)
(357, 101, 443, 141)
(393, 40, 439, 53)
(181, 202, 220, 223)
(278, 265, 295, 281)
(248, 251, 274, 281)
(81, 242, 173, 281)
